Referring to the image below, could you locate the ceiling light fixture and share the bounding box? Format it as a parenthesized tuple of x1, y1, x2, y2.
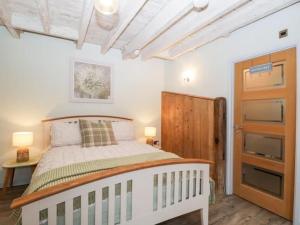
(134, 49, 140, 56)
(95, 0, 119, 15)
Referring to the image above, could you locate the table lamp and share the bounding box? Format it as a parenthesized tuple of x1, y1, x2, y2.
(12, 132, 33, 162)
(145, 127, 156, 146)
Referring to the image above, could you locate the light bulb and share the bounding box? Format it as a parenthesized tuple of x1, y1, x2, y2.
(95, 0, 119, 15)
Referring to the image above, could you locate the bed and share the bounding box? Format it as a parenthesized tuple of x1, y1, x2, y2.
(11, 115, 211, 225)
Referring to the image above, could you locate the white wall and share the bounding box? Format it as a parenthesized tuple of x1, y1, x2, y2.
(164, 3, 300, 224)
(0, 28, 165, 187)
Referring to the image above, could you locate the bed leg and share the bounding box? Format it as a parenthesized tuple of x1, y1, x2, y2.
(201, 206, 209, 225)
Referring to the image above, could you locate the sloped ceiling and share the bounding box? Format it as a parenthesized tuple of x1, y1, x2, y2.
(0, 0, 299, 60)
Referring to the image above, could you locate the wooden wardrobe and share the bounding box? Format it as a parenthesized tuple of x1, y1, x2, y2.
(161, 91, 226, 192)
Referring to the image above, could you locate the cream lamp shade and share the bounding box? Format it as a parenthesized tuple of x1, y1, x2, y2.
(95, 0, 119, 15)
(144, 127, 156, 137)
(12, 132, 33, 147)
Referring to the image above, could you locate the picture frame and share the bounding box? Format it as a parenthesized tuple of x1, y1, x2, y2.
(70, 58, 114, 103)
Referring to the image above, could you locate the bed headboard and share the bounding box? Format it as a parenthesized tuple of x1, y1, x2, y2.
(42, 115, 133, 149)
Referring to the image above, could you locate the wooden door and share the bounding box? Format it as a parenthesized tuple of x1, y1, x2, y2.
(233, 48, 296, 220)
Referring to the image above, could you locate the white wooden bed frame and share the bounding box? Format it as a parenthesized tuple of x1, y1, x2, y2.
(11, 115, 210, 225)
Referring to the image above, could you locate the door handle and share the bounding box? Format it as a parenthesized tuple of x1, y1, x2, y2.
(234, 125, 243, 132)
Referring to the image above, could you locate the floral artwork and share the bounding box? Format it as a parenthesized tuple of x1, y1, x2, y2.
(70, 59, 113, 103)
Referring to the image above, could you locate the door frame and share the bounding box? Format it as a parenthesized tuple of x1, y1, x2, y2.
(226, 44, 299, 224)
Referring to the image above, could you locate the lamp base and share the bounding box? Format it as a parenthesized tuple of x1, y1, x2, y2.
(17, 148, 29, 163)
(146, 138, 154, 146)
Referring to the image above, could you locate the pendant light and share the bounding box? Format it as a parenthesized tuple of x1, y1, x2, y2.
(95, 0, 119, 15)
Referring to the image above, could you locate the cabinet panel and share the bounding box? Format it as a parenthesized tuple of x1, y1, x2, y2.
(162, 92, 226, 192)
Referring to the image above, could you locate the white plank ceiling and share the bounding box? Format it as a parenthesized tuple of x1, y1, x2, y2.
(0, 0, 299, 60)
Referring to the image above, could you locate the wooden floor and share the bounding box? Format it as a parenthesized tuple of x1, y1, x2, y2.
(0, 186, 292, 225)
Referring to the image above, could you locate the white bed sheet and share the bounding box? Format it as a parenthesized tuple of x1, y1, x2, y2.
(34, 141, 161, 177)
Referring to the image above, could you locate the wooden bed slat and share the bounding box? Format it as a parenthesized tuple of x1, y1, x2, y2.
(95, 189, 101, 225)
(157, 173, 162, 210)
(108, 185, 115, 225)
(65, 199, 73, 225)
(81, 192, 89, 225)
(182, 171, 187, 202)
(120, 181, 127, 223)
(174, 171, 179, 204)
(48, 204, 56, 225)
(166, 172, 171, 207)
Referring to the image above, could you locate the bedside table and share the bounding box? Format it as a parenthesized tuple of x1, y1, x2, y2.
(2, 156, 40, 192)
(153, 145, 162, 150)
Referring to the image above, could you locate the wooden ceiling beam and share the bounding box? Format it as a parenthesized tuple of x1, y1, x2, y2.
(77, 0, 94, 49)
(169, 0, 300, 58)
(35, 0, 50, 33)
(0, 1, 20, 38)
(122, 0, 208, 59)
(101, 0, 148, 54)
(141, 0, 251, 60)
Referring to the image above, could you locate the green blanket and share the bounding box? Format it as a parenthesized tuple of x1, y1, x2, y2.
(26, 152, 180, 195)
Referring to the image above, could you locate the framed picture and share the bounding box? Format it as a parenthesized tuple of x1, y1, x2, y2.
(70, 58, 113, 103)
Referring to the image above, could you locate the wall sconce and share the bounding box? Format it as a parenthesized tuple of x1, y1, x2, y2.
(182, 69, 195, 84)
(183, 76, 190, 83)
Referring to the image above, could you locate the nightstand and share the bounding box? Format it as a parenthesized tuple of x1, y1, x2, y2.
(153, 145, 162, 150)
(2, 156, 40, 192)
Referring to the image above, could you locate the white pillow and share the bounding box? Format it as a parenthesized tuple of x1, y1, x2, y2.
(112, 121, 135, 141)
(51, 121, 81, 147)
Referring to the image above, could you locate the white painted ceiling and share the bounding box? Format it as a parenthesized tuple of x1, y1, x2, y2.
(0, 0, 299, 60)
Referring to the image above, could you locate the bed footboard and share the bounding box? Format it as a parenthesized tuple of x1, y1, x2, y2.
(11, 159, 210, 225)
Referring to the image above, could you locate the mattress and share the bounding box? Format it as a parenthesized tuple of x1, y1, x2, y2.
(34, 141, 161, 177)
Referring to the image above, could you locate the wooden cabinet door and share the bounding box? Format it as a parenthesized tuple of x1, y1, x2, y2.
(162, 92, 226, 192)
(233, 48, 296, 220)
(162, 92, 216, 178)
(162, 92, 184, 156)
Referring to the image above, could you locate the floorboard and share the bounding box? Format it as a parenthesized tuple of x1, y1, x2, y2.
(0, 186, 292, 225)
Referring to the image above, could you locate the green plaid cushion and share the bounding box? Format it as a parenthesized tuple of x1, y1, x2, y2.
(79, 120, 118, 147)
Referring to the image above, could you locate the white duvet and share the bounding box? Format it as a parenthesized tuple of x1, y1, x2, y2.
(34, 141, 161, 177)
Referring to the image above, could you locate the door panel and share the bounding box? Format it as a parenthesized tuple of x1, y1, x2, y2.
(242, 163, 283, 198)
(243, 132, 284, 161)
(243, 62, 285, 91)
(234, 48, 296, 220)
(243, 99, 285, 123)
